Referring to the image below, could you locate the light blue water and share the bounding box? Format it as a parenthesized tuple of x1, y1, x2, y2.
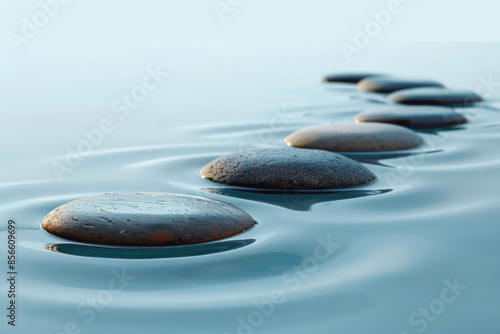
(2, 43, 500, 334)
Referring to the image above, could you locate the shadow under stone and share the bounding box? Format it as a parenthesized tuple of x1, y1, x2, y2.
(44, 239, 255, 259)
(340, 149, 443, 166)
(202, 188, 392, 211)
(414, 126, 467, 134)
(358, 93, 389, 104)
(481, 105, 500, 112)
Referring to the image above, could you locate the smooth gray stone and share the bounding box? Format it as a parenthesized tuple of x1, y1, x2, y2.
(388, 87, 483, 106)
(41, 192, 256, 246)
(200, 148, 376, 190)
(354, 106, 467, 128)
(284, 123, 423, 152)
(323, 73, 384, 83)
(357, 77, 444, 94)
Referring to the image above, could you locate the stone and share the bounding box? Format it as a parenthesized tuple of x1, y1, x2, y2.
(41, 192, 256, 246)
(354, 106, 467, 128)
(388, 87, 483, 106)
(323, 73, 384, 84)
(284, 122, 423, 151)
(357, 77, 444, 94)
(199, 148, 376, 190)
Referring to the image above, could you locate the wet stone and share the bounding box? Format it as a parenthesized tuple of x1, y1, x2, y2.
(357, 77, 444, 94)
(323, 73, 384, 84)
(284, 122, 423, 152)
(354, 106, 467, 128)
(388, 87, 483, 106)
(41, 192, 256, 246)
(199, 148, 376, 190)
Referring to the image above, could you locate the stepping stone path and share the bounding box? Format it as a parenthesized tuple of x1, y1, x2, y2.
(354, 106, 467, 128)
(357, 77, 444, 94)
(284, 122, 424, 152)
(41, 192, 256, 246)
(41, 72, 485, 247)
(388, 87, 483, 106)
(200, 148, 376, 190)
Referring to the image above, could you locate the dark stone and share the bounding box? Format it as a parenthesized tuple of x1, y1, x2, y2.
(199, 148, 376, 190)
(388, 87, 483, 106)
(323, 73, 384, 83)
(41, 192, 256, 246)
(357, 77, 444, 94)
(284, 123, 423, 151)
(354, 106, 467, 128)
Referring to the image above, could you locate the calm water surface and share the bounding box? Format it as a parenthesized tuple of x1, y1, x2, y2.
(1, 52, 500, 333)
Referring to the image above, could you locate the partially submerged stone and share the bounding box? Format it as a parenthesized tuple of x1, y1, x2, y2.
(323, 73, 384, 83)
(200, 148, 376, 190)
(354, 106, 467, 128)
(41, 192, 256, 246)
(357, 77, 444, 94)
(284, 122, 423, 151)
(388, 87, 483, 106)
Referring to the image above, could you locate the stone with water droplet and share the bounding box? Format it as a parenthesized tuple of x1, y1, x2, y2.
(357, 77, 444, 93)
(354, 106, 467, 128)
(284, 122, 423, 151)
(323, 73, 384, 83)
(388, 87, 483, 106)
(200, 148, 376, 190)
(41, 192, 256, 246)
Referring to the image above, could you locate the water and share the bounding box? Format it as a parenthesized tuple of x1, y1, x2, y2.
(2, 44, 500, 334)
